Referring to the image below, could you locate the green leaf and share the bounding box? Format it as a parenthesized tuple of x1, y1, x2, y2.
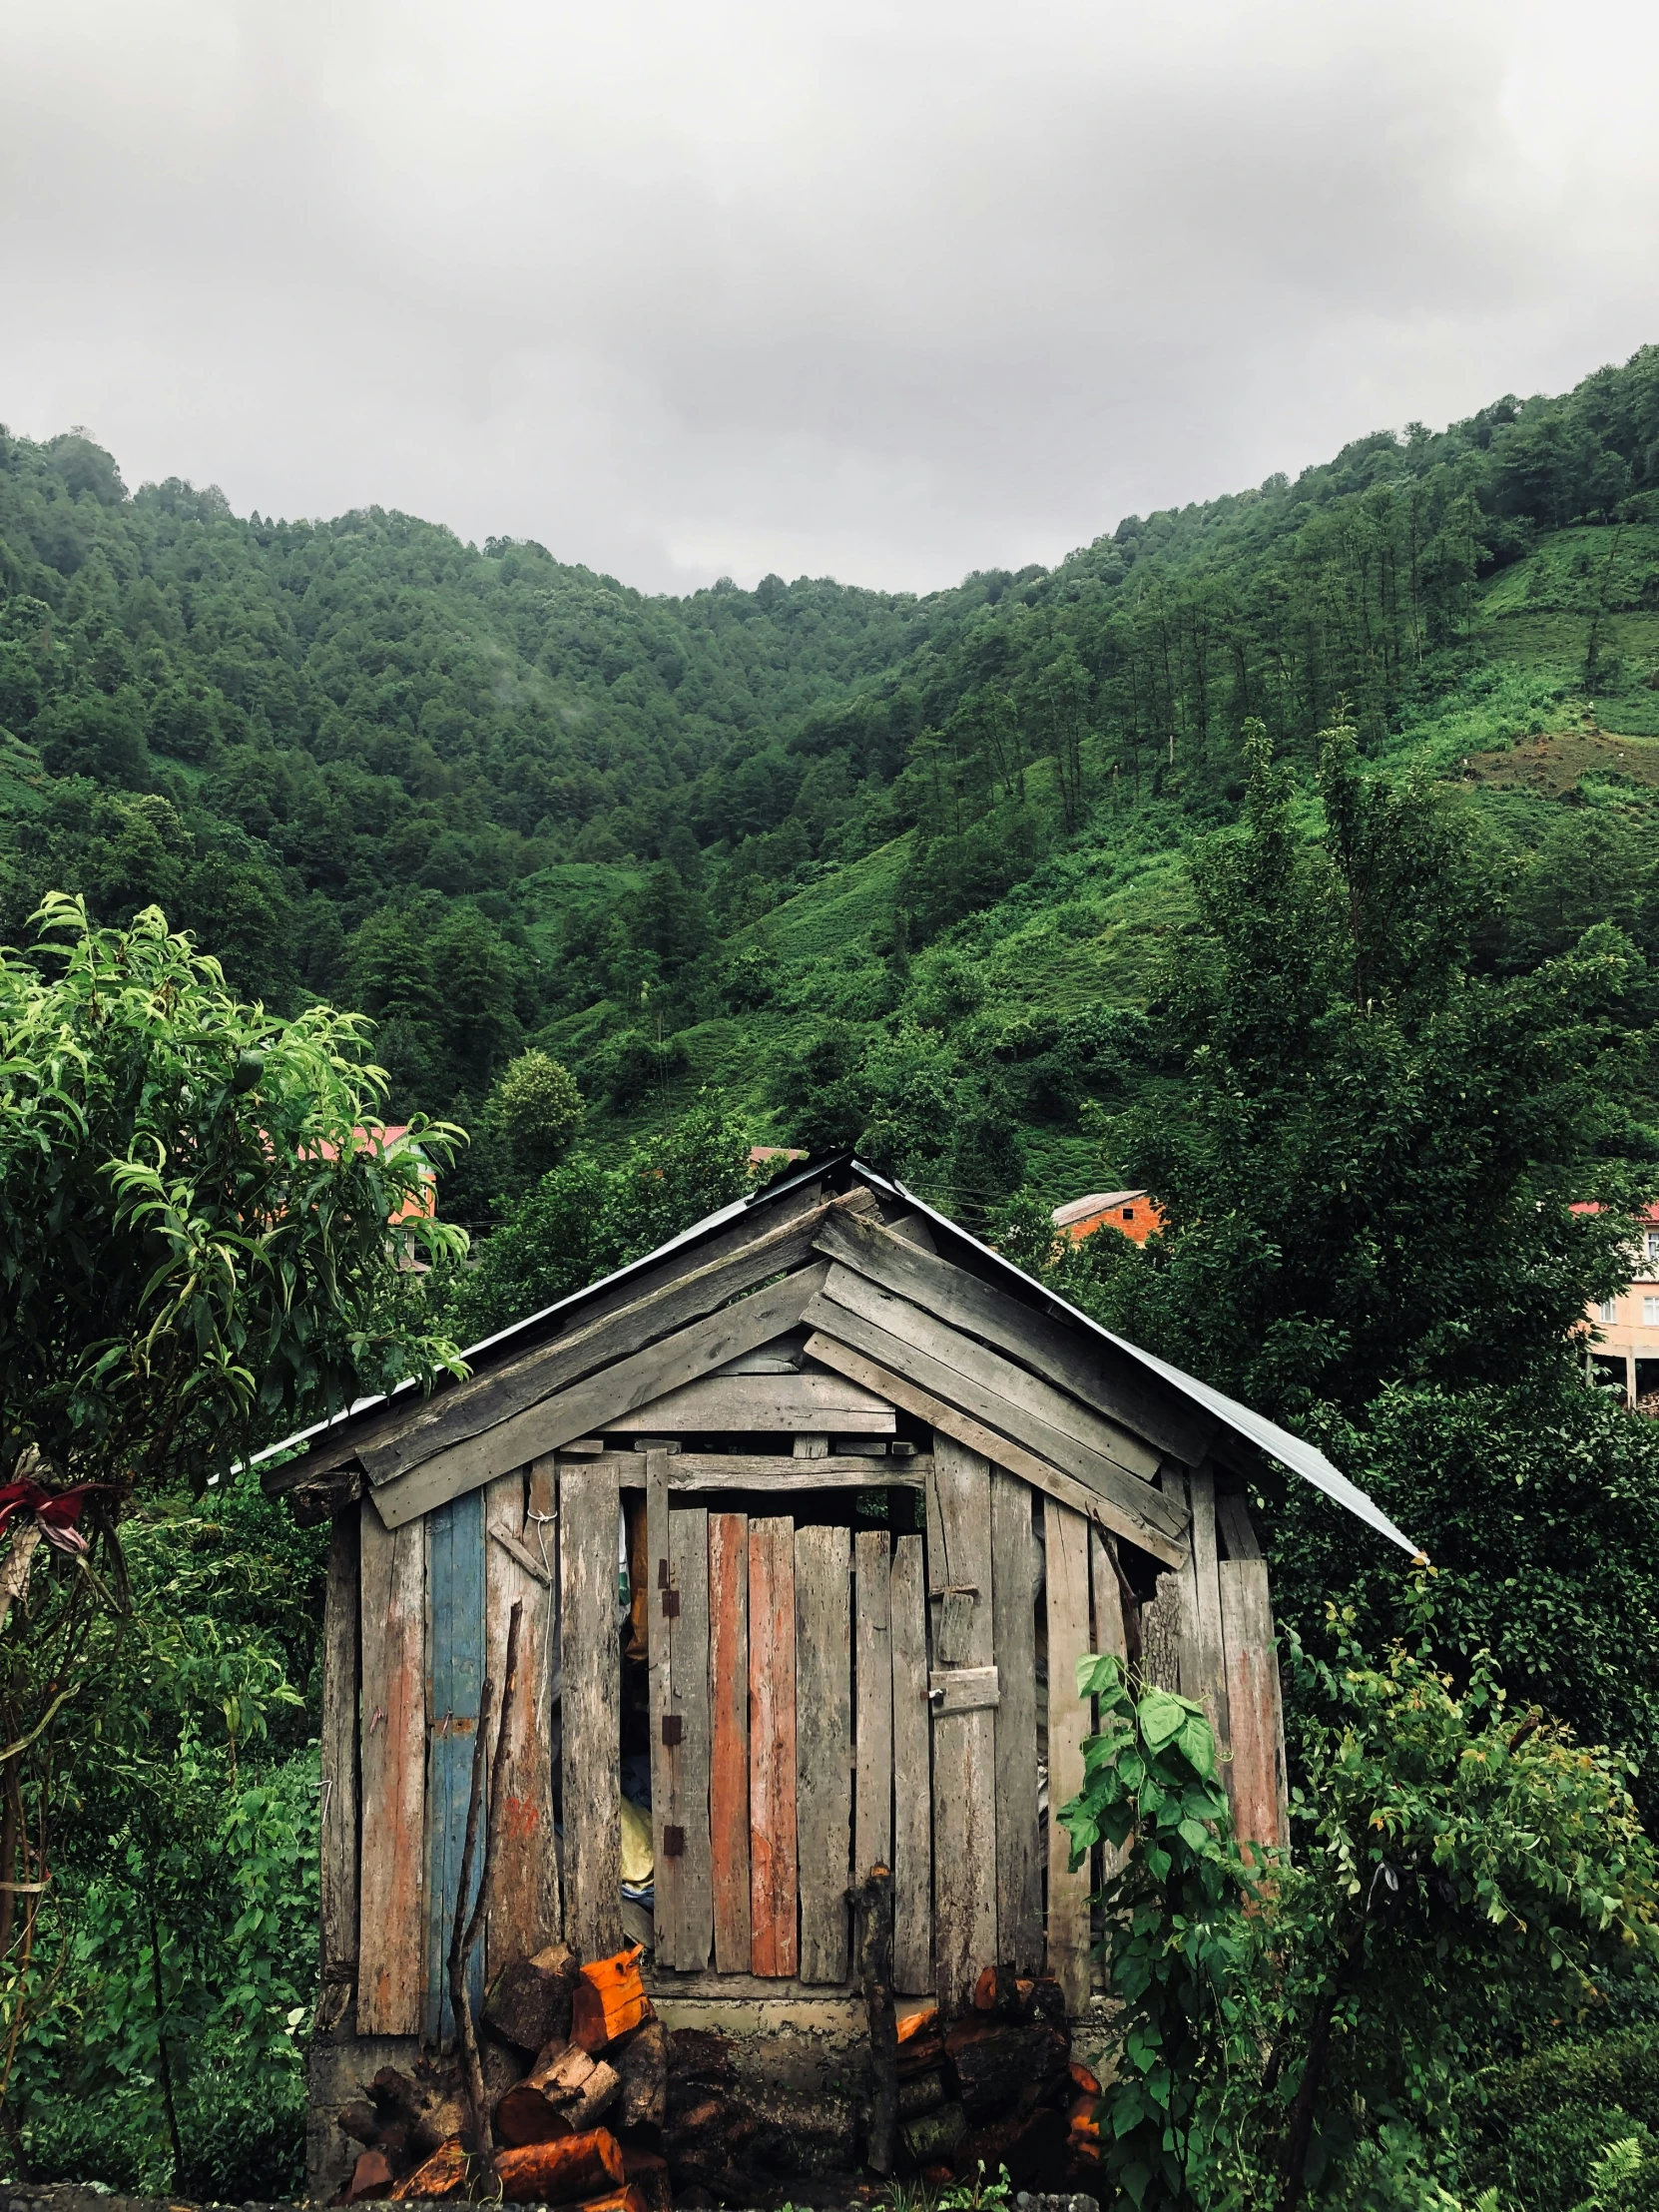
(1138, 1689, 1190, 1752)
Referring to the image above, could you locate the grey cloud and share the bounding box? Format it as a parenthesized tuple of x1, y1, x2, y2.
(2, 0, 1656, 591)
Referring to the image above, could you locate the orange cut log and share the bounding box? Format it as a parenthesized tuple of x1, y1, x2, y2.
(566, 2190, 647, 2212)
(1069, 2061, 1101, 2098)
(388, 2139, 470, 2200)
(496, 2083, 574, 2148)
(1069, 2095, 1100, 2141)
(495, 2127, 625, 2204)
(346, 2149, 395, 2202)
(896, 2004, 939, 2044)
(571, 1946, 653, 2053)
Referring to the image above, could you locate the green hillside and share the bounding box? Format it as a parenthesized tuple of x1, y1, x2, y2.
(5, 347, 1659, 1224)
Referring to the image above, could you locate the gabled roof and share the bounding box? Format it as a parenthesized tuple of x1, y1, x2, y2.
(258, 1153, 1417, 1558)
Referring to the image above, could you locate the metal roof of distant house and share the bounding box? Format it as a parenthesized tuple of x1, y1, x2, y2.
(1052, 1189, 1147, 1227)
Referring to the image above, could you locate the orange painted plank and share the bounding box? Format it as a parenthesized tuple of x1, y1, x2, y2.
(748, 1515, 798, 1977)
(709, 1512, 752, 1973)
(357, 1502, 426, 2034)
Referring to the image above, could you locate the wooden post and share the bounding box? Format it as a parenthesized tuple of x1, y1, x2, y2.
(854, 1530, 893, 1881)
(485, 1460, 560, 1972)
(708, 1512, 752, 1973)
(796, 1523, 852, 1982)
(990, 1467, 1041, 1974)
(1044, 1497, 1091, 2014)
(560, 1456, 622, 1962)
(889, 1534, 932, 1994)
(926, 1437, 996, 2010)
(357, 1504, 425, 2036)
(749, 1516, 799, 1976)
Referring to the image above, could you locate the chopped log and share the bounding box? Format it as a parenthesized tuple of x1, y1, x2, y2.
(900, 2101, 966, 2167)
(1070, 2061, 1101, 2098)
(616, 2019, 669, 2131)
(954, 2107, 1069, 2189)
(495, 2084, 575, 2149)
(369, 2064, 469, 2156)
(563, 2059, 622, 2132)
(971, 1963, 1022, 2017)
(619, 2147, 670, 2212)
(896, 2033, 945, 2081)
(485, 1942, 580, 2053)
(948, 2023, 1071, 2118)
(666, 2026, 735, 2088)
(338, 2101, 382, 2147)
(896, 2002, 939, 2044)
(572, 1945, 653, 2052)
(1024, 1976, 1068, 2026)
(531, 2040, 595, 2099)
(1069, 2094, 1100, 2141)
(494, 2127, 626, 2204)
(852, 1864, 898, 2176)
(567, 2189, 648, 2212)
(388, 2139, 470, 2200)
(897, 2069, 948, 2119)
(345, 2149, 395, 2203)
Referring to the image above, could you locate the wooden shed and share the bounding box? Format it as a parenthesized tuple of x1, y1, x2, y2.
(262, 1155, 1413, 2193)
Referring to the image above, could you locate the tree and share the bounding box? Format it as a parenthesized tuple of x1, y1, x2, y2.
(490, 1049, 585, 1184)
(0, 895, 467, 2125)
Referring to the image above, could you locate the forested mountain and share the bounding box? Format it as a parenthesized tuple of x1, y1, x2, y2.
(4, 345, 1659, 1224)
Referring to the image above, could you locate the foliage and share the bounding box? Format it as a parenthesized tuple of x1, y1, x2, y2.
(1460, 2028, 1659, 2212)
(1060, 716, 1652, 1420)
(0, 894, 467, 1496)
(8, 1478, 327, 2196)
(1059, 1587, 1659, 2210)
(1058, 1656, 1251, 2210)
(445, 1093, 763, 1344)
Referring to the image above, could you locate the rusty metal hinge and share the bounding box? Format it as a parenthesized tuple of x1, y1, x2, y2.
(663, 1825, 686, 1858)
(661, 1713, 684, 1746)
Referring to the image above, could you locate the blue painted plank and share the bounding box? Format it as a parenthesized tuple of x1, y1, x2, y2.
(424, 1488, 487, 2041)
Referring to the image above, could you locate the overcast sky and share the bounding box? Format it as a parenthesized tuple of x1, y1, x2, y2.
(3, 0, 1657, 595)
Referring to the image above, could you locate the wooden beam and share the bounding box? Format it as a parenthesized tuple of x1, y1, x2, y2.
(709, 1512, 752, 1974)
(1186, 1465, 1231, 1758)
(854, 1531, 893, 1882)
(814, 1207, 1217, 1465)
(1215, 1488, 1263, 1561)
(889, 1534, 932, 1996)
(927, 1437, 997, 2011)
(611, 1452, 928, 1491)
(370, 1265, 830, 1528)
(818, 1263, 1159, 1481)
(990, 1467, 1041, 1976)
(318, 1507, 359, 2036)
(1044, 1497, 1092, 2015)
(796, 1523, 852, 1983)
(667, 1503, 714, 1971)
(1219, 1557, 1288, 1858)
(749, 1515, 799, 1976)
(605, 1371, 894, 1434)
(801, 1330, 1188, 1570)
(561, 1457, 622, 1962)
(357, 1504, 425, 2036)
(804, 1291, 1182, 1543)
(485, 1460, 560, 1973)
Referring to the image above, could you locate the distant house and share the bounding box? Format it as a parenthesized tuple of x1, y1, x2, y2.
(1581, 1201, 1659, 1406)
(1052, 1188, 1164, 1247)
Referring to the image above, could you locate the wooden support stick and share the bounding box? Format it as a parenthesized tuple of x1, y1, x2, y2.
(448, 1598, 525, 2151)
(852, 1865, 898, 2176)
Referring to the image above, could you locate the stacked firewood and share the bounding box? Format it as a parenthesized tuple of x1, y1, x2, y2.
(892, 1967, 1101, 2194)
(336, 1943, 670, 2212)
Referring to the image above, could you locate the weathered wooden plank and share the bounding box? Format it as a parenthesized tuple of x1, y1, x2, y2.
(361, 1194, 837, 1485)
(926, 1437, 997, 2010)
(606, 1372, 894, 1433)
(928, 1665, 999, 1713)
(749, 1516, 799, 1977)
(803, 1330, 1188, 1569)
(373, 1265, 830, 1527)
(854, 1530, 892, 1882)
(424, 1488, 486, 2041)
(795, 1524, 853, 1983)
(1044, 1496, 1092, 2015)
(670, 1505, 715, 1970)
(1219, 1558, 1288, 1857)
(1215, 1488, 1263, 1560)
(607, 1451, 929, 1491)
(1089, 1524, 1132, 1899)
(1186, 1464, 1231, 1755)
(647, 1451, 679, 1963)
(888, 1534, 931, 1996)
(990, 1467, 1041, 1976)
(709, 1512, 752, 1973)
(814, 1207, 1217, 1465)
(819, 1264, 1159, 1480)
(561, 1457, 622, 1963)
(485, 1461, 560, 1977)
(358, 1505, 426, 2036)
(318, 1507, 359, 2034)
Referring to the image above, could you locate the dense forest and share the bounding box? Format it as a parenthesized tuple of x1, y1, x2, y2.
(5, 347, 1659, 1227)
